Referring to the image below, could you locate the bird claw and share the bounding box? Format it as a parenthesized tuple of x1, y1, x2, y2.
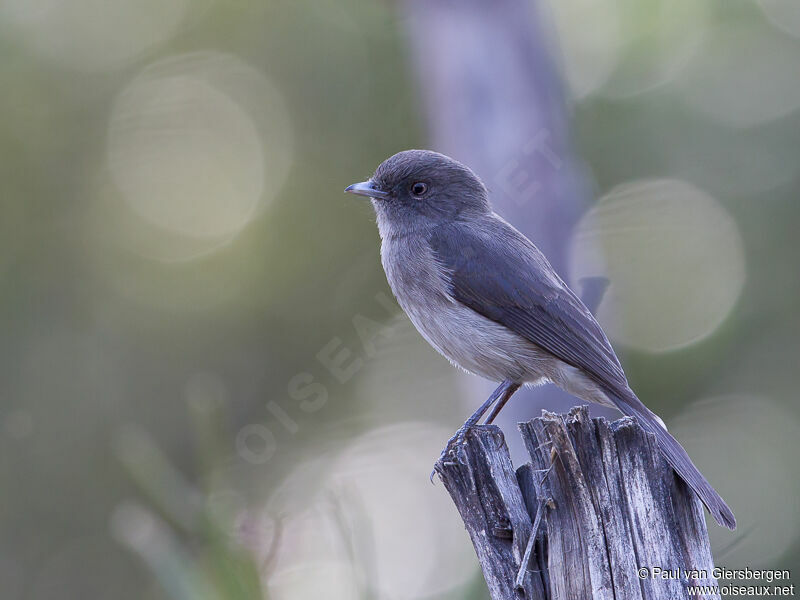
(430, 427, 469, 482)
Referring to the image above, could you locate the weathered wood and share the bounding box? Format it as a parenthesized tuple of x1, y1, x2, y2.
(436, 407, 718, 599)
(435, 426, 547, 600)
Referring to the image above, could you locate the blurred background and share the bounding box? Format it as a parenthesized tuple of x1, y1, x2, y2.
(1, 0, 799, 598)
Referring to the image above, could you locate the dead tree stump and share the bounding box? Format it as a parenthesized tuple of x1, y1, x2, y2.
(435, 406, 719, 599)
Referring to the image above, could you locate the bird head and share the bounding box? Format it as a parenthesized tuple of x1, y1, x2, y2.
(345, 150, 490, 234)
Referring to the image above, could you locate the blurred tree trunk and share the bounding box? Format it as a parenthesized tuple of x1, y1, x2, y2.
(400, 0, 614, 457)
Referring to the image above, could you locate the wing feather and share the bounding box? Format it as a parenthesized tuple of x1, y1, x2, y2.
(429, 218, 737, 529)
(429, 219, 628, 395)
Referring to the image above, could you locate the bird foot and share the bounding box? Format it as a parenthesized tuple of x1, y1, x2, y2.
(430, 426, 470, 482)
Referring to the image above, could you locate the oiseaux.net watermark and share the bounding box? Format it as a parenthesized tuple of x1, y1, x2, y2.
(638, 566, 794, 597)
(235, 291, 402, 464)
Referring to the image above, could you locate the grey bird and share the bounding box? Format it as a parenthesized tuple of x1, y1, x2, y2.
(345, 149, 736, 530)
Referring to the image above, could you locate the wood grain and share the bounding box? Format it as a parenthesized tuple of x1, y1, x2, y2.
(436, 407, 718, 599)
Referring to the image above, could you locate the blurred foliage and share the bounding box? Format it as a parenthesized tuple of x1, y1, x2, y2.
(0, 0, 798, 598)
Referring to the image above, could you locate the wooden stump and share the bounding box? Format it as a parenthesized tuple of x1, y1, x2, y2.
(435, 406, 719, 599)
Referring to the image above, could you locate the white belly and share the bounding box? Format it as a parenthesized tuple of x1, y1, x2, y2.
(382, 234, 548, 382)
(410, 295, 550, 381)
(380, 233, 613, 400)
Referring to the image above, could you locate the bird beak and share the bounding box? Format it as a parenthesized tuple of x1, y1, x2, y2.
(344, 180, 389, 199)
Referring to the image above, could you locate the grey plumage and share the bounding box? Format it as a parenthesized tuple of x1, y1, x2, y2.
(346, 149, 736, 530)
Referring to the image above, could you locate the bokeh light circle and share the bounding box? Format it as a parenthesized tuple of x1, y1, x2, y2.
(268, 559, 360, 600)
(543, 0, 621, 99)
(109, 502, 161, 554)
(678, 24, 800, 128)
(0, 0, 192, 71)
(543, 0, 710, 100)
(266, 423, 476, 600)
(106, 52, 296, 247)
(94, 51, 295, 315)
(109, 76, 264, 238)
(600, 0, 710, 98)
(569, 179, 746, 352)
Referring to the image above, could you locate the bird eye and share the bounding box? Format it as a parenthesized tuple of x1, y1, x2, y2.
(410, 182, 428, 197)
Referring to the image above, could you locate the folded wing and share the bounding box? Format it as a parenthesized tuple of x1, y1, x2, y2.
(429, 220, 736, 529)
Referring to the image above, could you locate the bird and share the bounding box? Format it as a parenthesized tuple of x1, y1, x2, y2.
(345, 149, 736, 530)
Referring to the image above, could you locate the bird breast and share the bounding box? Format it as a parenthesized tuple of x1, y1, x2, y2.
(380, 233, 555, 383)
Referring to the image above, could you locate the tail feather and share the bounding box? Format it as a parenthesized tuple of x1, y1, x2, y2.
(606, 388, 736, 530)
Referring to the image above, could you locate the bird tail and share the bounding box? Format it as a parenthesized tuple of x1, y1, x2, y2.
(605, 387, 736, 530)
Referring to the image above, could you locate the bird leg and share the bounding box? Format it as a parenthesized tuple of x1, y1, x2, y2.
(483, 382, 521, 424)
(433, 379, 518, 476)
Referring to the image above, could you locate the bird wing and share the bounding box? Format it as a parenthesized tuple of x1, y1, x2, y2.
(429, 218, 737, 530)
(428, 219, 629, 395)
